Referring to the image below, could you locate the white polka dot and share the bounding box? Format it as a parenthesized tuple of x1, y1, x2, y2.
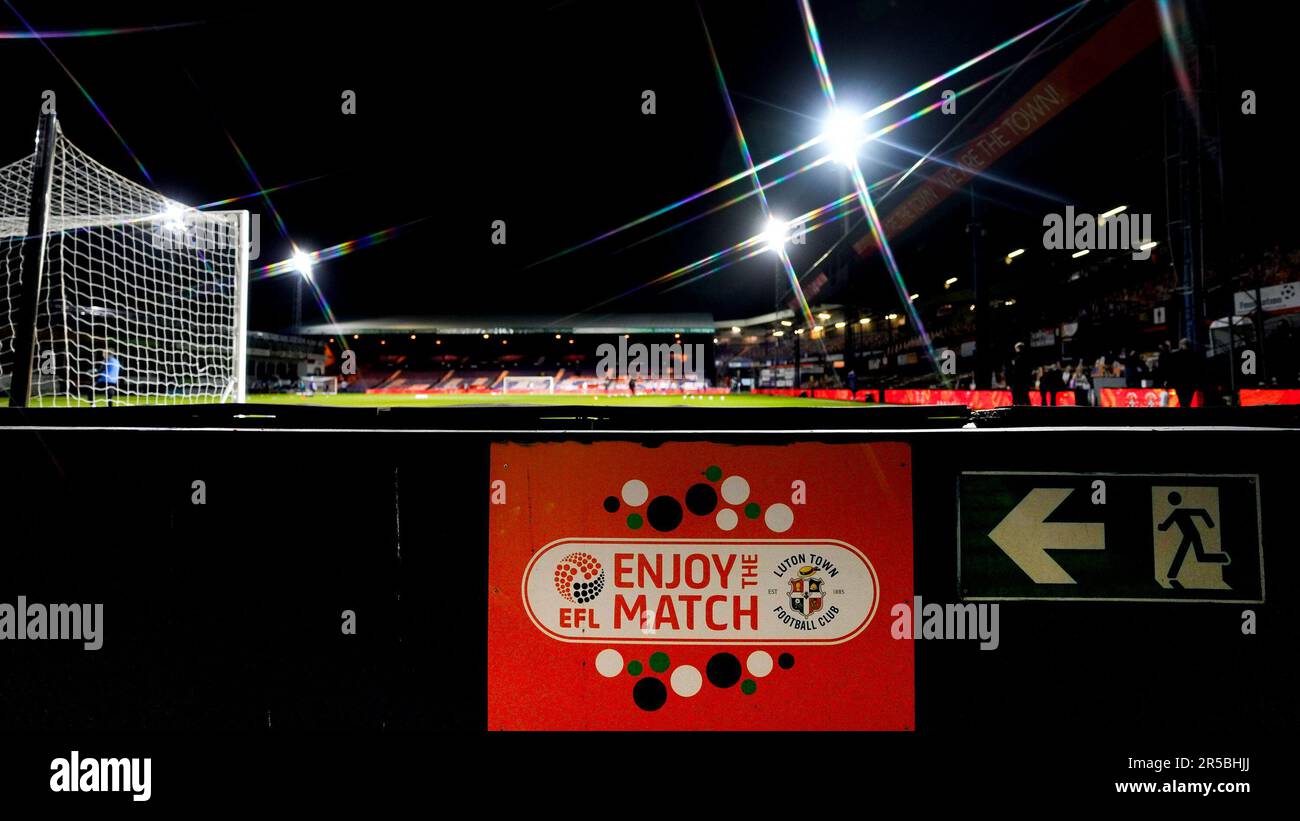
(765, 503, 794, 533)
(621, 479, 648, 507)
(715, 508, 738, 531)
(595, 648, 623, 678)
(747, 650, 774, 678)
(671, 664, 703, 697)
(721, 475, 750, 505)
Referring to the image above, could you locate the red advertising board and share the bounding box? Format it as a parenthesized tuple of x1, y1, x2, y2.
(883, 389, 1075, 409)
(1097, 388, 1200, 407)
(1238, 389, 1300, 406)
(488, 441, 914, 730)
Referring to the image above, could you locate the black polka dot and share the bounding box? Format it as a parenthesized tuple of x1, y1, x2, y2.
(646, 495, 683, 532)
(706, 652, 742, 688)
(684, 483, 718, 516)
(632, 677, 668, 711)
(603, 496, 620, 513)
(778, 653, 794, 670)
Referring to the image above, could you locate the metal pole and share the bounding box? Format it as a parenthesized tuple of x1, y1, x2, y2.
(9, 108, 59, 408)
(794, 327, 801, 390)
(969, 184, 989, 389)
(234, 210, 250, 402)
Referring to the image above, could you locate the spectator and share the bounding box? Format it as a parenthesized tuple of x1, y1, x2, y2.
(1008, 342, 1033, 406)
(1070, 363, 1092, 406)
(1167, 337, 1200, 407)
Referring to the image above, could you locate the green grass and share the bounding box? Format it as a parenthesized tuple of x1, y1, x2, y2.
(246, 392, 865, 408)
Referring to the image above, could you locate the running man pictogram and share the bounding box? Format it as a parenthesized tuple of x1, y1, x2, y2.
(1157, 490, 1229, 589)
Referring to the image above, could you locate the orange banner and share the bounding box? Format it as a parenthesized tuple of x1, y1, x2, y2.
(854, 1, 1160, 257)
(488, 441, 914, 730)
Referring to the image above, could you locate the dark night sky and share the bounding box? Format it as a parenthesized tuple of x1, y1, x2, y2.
(0, 0, 1290, 332)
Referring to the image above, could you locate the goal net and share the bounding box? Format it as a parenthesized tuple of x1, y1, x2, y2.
(0, 117, 248, 406)
(501, 375, 555, 394)
(300, 374, 338, 395)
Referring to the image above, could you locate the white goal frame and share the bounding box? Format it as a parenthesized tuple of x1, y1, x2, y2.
(501, 375, 555, 394)
(2, 114, 250, 406)
(300, 374, 338, 395)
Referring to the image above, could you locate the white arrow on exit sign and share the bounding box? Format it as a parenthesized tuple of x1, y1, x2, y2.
(988, 488, 1105, 584)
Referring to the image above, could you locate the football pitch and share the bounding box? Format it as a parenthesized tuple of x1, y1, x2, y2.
(247, 393, 867, 408)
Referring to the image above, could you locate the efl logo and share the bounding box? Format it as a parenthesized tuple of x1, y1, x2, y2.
(525, 540, 877, 643)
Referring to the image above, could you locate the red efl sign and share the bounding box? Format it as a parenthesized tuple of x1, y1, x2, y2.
(487, 441, 914, 730)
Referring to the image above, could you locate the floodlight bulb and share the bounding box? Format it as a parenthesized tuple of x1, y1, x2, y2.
(292, 249, 314, 278)
(160, 201, 186, 232)
(763, 217, 789, 251)
(822, 109, 863, 167)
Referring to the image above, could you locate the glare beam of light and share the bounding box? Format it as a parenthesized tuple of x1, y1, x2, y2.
(798, 0, 936, 374)
(251, 218, 428, 280)
(522, 1, 1089, 268)
(0, 21, 200, 39)
(699, 4, 813, 326)
(3, 0, 155, 183)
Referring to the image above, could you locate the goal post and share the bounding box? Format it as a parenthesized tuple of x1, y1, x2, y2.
(300, 374, 338, 395)
(2, 105, 249, 407)
(501, 375, 555, 394)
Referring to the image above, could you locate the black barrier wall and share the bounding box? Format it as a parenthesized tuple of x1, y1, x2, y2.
(0, 405, 1292, 799)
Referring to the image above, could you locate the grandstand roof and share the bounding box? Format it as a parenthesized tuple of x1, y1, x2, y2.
(294, 313, 716, 336)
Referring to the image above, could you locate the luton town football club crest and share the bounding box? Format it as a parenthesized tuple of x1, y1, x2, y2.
(787, 565, 826, 618)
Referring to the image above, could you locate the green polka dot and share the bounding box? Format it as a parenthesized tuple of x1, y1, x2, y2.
(649, 652, 670, 673)
(627, 660, 643, 676)
(627, 513, 643, 530)
(741, 679, 757, 695)
(705, 465, 722, 482)
(744, 502, 761, 519)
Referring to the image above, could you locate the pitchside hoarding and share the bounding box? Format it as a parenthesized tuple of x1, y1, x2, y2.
(488, 441, 914, 730)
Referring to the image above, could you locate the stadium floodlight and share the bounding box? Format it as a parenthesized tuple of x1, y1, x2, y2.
(159, 200, 186, 232)
(1072, 249, 1090, 258)
(773, 330, 785, 337)
(1139, 240, 1158, 251)
(859, 317, 871, 325)
(817, 311, 831, 320)
(944, 277, 958, 288)
(834, 321, 847, 329)
(731, 326, 741, 333)
(1005, 248, 1025, 264)
(1098, 205, 1127, 221)
(780, 320, 793, 327)
(292, 248, 314, 279)
(909, 293, 919, 301)
(763, 216, 790, 252)
(795, 328, 805, 335)
(822, 108, 864, 167)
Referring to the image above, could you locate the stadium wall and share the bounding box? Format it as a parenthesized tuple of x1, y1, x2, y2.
(0, 405, 1291, 742)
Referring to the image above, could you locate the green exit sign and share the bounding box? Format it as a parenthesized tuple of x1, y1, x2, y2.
(959, 472, 1264, 602)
